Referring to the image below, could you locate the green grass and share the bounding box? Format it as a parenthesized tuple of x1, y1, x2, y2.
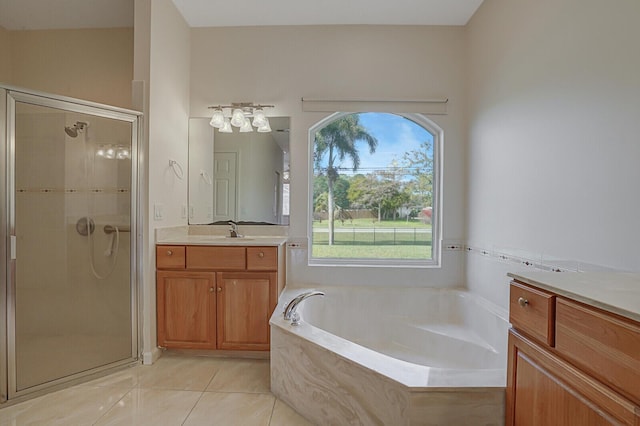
(312, 230, 431, 246)
(312, 244, 432, 259)
(311, 219, 433, 259)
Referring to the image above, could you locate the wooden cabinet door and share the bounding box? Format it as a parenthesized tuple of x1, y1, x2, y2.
(216, 272, 276, 351)
(156, 271, 217, 349)
(507, 331, 638, 426)
(512, 353, 613, 425)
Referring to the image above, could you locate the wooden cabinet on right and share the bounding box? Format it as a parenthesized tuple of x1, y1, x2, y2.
(507, 280, 640, 426)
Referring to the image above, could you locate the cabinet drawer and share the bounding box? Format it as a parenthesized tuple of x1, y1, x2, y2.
(157, 245, 186, 269)
(186, 246, 246, 270)
(556, 298, 640, 405)
(509, 281, 555, 346)
(247, 247, 277, 271)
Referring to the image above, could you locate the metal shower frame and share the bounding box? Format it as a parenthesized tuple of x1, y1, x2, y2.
(0, 84, 143, 403)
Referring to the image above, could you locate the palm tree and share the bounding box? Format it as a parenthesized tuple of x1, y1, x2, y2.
(314, 114, 377, 245)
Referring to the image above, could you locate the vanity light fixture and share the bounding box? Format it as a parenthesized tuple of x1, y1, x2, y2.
(208, 103, 274, 133)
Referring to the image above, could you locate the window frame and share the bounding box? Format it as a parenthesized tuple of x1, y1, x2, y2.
(307, 111, 443, 268)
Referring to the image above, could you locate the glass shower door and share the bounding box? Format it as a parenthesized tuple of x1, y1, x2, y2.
(8, 93, 138, 397)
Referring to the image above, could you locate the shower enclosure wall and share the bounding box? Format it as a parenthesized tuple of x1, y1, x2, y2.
(0, 86, 141, 402)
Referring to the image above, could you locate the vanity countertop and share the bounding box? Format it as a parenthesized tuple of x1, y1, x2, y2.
(156, 234, 287, 246)
(508, 271, 640, 323)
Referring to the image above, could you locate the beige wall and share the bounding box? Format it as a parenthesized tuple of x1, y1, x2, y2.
(190, 25, 468, 288)
(0, 26, 11, 83)
(135, 0, 190, 363)
(465, 0, 640, 308)
(6, 28, 133, 108)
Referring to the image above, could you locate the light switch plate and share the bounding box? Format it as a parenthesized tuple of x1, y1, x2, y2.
(154, 204, 164, 221)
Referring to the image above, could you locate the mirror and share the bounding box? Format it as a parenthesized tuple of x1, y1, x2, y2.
(188, 117, 290, 225)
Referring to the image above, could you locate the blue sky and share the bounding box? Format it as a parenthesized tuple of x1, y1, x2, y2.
(328, 112, 433, 175)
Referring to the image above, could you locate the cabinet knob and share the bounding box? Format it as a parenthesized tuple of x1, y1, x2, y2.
(167, 250, 173, 256)
(217, 287, 222, 292)
(209, 287, 214, 293)
(258, 252, 265, 258)
(518, 297, 529, 307)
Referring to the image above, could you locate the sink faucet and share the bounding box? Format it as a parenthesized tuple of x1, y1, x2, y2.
(228, 220, 239, 238)
(283, 291, 325, 326)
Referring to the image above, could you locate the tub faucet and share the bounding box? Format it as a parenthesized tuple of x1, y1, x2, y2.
(283, 291, 325, 326)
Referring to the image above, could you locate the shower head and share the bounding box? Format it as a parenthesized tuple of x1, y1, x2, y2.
(64, 121, 88, 138)
(64, 126, 78, 138)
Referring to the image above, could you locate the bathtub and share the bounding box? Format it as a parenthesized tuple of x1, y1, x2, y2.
(270, 286, 509, 426)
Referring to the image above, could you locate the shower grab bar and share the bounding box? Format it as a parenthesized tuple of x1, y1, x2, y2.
(104, 225, 131, 234)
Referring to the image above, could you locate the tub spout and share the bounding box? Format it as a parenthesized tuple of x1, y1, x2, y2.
(283, 291, 324, 325)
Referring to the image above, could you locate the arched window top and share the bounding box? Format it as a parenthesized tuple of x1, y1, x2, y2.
(309, 112, 442, 267)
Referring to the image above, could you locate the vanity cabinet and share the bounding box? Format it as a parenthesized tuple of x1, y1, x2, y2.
(156, 244, 282, 351)
(217, 272, 275, 350)
(506, 280, 640, 426)
(156, 270, 217, 349)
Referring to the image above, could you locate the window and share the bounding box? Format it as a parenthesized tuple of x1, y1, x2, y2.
(309, 112, 441, 266)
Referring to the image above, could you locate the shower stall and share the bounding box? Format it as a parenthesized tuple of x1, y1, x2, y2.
(0, 86, 141, 402)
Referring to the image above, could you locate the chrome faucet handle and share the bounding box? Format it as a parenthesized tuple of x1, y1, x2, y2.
(290, 311, 301, 326)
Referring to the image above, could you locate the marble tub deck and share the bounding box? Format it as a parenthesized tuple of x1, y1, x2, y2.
(271, 325, 505, 426)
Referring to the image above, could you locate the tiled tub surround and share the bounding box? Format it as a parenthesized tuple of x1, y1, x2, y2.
(270, 287, 509, 425)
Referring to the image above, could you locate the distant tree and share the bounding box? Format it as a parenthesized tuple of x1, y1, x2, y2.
(347, 172, 406, 221)
(346, 174, 369, 208)
(332, 176, 351, 210)
(314, 192, 328, 214)
(401, 140, 434, 208)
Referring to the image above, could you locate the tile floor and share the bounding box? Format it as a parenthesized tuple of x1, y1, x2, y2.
(0, 354, 313, 425)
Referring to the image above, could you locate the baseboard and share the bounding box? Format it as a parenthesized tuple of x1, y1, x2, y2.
(142, 347, 162, 365)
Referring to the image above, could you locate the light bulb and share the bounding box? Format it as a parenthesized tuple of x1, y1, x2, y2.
(239, 118, 253, 132)
(219, 119, 233, 133)
(209, 109, 225, 128)
(257, 118, 272, 133)
(105, 146, 115, 159)
(117, 146, 130, 160)
(230, 108, 246, 127)
(252, 108, 267, 127)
